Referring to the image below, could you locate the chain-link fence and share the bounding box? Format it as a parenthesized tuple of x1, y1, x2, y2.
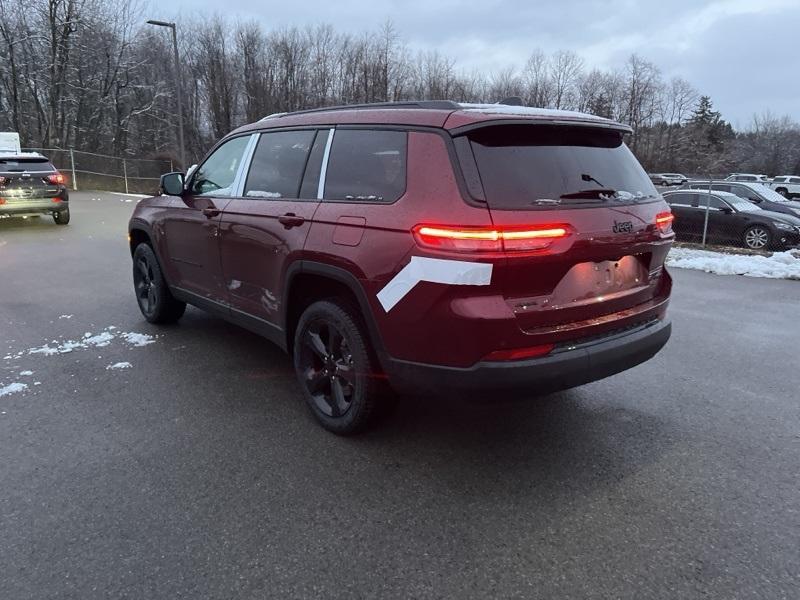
(23, 148, 173, 195)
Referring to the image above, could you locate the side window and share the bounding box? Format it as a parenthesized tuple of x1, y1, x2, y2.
(790, 178, 800, 185)
(323, 129, 407, 202)
(773, 177, 785, 183)
(710, 184, 730, 193)
(665, 193, 693, 206)
(191, 136, 251, 197)
(705, 196, 727, 209)
(243, 130, 315, 199)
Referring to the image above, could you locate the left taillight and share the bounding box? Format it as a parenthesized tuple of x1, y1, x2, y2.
(46, 172, 65, 185)
(413, 224, 570, 253)
(655, 211, 674, 232)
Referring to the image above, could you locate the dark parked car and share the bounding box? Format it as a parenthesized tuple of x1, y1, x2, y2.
(686, 180, 800, 219)
(128, 101, 674, 434)
(0, 152, 70, 224)
(663, 190, 800, 250)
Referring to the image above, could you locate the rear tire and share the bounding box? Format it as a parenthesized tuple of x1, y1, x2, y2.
(132, 243, 186, 324)
(293, 300, 386, 435)
(53, 208, 70, 225)
(775, 188, 789, 198)
(743, 225, 771, 250)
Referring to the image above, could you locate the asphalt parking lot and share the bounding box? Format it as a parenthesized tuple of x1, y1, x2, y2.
(1, 192, 799, 599)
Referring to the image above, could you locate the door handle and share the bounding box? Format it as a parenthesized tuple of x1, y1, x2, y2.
(202, 207, 221, 218)
(278, 213, 305, 228)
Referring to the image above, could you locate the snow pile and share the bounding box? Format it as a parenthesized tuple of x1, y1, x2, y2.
(0, 382, 28, 397)
(106, 362, 132, 370)
(19, 370, 33, 376)
(667, 247, 800, 280)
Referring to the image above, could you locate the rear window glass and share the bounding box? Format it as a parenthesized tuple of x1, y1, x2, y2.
(323, 130, 407, 202)
(462, 125, 656, 209)
(244, 130, 315, 199)
(0, 157, 54, 171)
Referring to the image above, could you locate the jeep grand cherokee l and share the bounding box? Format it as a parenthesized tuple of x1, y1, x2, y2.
(0, 153, 70, 224)
(128, 101, 674, 434)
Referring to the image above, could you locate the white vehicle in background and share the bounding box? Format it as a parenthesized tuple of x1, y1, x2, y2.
(0, 132, 22, 154)
(649, 172, 688, 186)
(725, 173, 771, 183)
(768, 176, 800, 199)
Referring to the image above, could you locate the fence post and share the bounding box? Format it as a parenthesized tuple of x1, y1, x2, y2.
(69, 149, 77, 191)
(123, 159, 129, 194)
(701, 177, 713, 248)
(169, 160, 174, 172)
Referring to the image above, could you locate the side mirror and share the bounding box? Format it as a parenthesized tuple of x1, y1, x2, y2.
(159, 172, 185, 196)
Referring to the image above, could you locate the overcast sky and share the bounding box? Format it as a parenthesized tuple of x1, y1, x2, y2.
(157, 0, 799, 127)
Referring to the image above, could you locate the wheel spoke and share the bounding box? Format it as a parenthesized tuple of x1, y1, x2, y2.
(336, 363, 356, 387)
(331, 378, 348, 416)
(327, 326, 343, 357)
(305, 330, 328, 359)
(304, 367, 328, 395)
(137, 259, 149, 282)
(147, 287, 156, 308)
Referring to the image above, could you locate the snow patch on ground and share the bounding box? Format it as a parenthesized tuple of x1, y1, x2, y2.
(121, 332, 155, 347)
(19, 370, 33, 376)
(58, 314, 73, 319)
(106, 362, 132, 370)
(3, 327, 157, 360)
(0, 382, 28, 397)
(667, 248, 800, 280)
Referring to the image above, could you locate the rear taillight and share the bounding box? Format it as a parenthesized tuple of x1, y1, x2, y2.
(413, 225, 569, 253)
(0, 198, 5, 205)
(46, 172, 65, 185)
(0, 176, 7, 186)
(483, 343, 555, 362)
(655, 211, 674, 232)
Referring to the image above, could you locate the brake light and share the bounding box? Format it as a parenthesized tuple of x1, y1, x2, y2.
(655, 211, 674, 232)
(413, 225, 569, 253)
(483, 343, 555, 362)
(0, 198, 5, 205)
(52, 197, 62, 203)
(46, 172, 65, 185)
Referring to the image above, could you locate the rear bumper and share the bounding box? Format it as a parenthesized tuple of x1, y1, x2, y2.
(385, 317, 671, 397)
(0, 199, 67, 216)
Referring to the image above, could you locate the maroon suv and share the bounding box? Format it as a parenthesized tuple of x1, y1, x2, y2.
(128, 101, 674, 434)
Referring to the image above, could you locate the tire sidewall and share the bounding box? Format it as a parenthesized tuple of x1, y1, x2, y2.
(133, 243, 169, 322)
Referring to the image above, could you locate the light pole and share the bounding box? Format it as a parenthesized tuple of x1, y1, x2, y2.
(146, 19, 186, 169)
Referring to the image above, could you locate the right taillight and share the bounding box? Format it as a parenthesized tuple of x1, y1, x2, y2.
(655, 211, 674, 232)
(413, 224, 570, 253)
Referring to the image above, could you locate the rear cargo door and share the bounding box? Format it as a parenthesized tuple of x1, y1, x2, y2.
(456, 123, 672, 333)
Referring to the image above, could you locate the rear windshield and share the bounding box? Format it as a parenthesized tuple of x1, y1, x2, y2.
(461, 125, 658, 209)
(0, 157, 54, 172)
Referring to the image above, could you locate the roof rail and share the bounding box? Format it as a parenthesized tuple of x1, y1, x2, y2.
(264, 100, 460, 120)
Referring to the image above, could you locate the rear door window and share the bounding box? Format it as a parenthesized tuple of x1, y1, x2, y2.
(460, 124, 657, 209)
(323, 129, 407, 202)
(244, 130, 315, 199)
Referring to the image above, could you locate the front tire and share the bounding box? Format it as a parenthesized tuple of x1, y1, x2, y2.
(132, 243, 186, 323)
(743, 226, 771, 250)
(53, 208, 70, 225)
(775, 188, 789, 198)
(293, 300, 384, 435)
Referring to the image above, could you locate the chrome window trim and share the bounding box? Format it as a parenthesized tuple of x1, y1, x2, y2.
(317, 128, 335, 200)
(232, 133, 260, 198)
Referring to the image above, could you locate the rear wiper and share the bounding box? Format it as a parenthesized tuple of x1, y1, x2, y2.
(559, 188, 619, 200)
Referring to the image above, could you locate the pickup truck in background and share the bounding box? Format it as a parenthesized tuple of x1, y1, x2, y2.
(768, 176, 800, 199)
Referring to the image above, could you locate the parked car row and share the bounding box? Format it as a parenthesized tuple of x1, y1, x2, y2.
(663, 187, 800, 250)
(649, 172, 800, 199)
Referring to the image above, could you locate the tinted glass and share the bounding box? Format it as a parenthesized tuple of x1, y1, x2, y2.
(790, 178, 800, 184)
(665, 193, 694, 206)
(0, 157, 54, 172)
(465, 125, 657, 209)
(726, 194, 761, 212)
(324, 129, 407, 202)
(191, 136, 250, 196)
(702, 195, 728, 209)
(244, 130, 315, 199)
(299, 130, 327, 199)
